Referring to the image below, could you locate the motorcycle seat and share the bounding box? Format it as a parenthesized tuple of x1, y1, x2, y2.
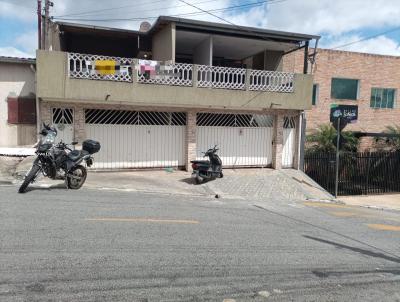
(68, 150, 89, 161)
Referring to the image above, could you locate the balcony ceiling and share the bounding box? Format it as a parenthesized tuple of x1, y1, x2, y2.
(176, 30, 298, 59)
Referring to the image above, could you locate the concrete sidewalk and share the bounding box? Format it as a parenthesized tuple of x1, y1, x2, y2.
(339, 194, 400, 211)
(1, 155, 334, 201)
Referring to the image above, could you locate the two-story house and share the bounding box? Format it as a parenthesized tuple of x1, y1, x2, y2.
(37, 16, 319, 170)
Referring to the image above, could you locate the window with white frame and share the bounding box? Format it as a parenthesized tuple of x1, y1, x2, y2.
(370, 88, 396, 109)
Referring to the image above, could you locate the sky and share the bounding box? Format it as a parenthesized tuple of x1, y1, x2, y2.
(0, 0, 399, 58)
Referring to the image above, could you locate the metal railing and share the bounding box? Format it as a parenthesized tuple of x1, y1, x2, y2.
(67, 52, 295, 92)
(68, 52, 133, 82)
(137, 62, 193, 86)
(197, 65, 246, 90)
(249, 70, 294, 92)
(304, 151, 400, 196)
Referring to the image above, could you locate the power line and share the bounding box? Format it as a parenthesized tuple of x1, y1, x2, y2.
(53, 0, 286, 22)
(331, 26, 400, 50)
(177, 0, 237, 26)
(55, 0, 218, 19)
(55, 0, 167, 18)
(176, 0, 300, 108)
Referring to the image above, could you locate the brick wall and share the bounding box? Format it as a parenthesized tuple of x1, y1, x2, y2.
(283, 48, 400, 150)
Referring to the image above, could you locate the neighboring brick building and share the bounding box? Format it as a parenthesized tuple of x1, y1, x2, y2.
(284, 48, 400, 150)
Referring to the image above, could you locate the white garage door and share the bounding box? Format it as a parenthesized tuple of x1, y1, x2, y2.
(85, 109, 186, 169)
(196, 113, 274, 167)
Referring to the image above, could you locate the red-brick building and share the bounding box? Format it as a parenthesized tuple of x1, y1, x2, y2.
(284, 48, 400, 150)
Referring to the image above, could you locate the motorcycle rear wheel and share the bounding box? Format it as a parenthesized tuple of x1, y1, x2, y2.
(18, 165, 40, 193)
(67, 165, 87, 189)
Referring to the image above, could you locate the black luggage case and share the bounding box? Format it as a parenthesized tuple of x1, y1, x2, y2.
(83, 139, 101, 154)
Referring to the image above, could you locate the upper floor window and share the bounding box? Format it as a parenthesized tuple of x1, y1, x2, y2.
(331, 78, 359, 100)
(370, 88, 396, 109)
(312, 84, 319, 106)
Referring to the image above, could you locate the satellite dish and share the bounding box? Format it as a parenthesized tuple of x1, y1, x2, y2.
(139, 21, 151, 32)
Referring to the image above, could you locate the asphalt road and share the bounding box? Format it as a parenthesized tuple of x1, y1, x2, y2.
(1, 185, 400, 301)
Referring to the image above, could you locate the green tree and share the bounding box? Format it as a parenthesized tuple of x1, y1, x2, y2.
(378, 125, 400, 151)
(306, 123, 359, 153)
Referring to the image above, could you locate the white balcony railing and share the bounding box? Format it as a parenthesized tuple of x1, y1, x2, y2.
(68, 52, 133, 82)
(67, 52, 295, 93)
(249, 70, 294, 93)
(137, 62, 193, 86)
(197, 65, 246, 90)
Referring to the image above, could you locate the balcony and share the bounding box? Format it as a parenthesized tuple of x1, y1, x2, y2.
(68, 52, 295, 93)
(37, 50, 313, 111)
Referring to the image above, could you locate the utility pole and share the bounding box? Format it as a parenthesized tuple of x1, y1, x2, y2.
(43, 0, 54, 50)
(37, 0, 41, 50)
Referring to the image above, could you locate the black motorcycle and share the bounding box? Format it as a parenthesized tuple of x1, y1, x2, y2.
(18, 123, 100, 193)
(190, 145, 223, 184)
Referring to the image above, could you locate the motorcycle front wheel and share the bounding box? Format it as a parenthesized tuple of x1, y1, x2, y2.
(18, 164, 40, 193)
(67, 165, 87, 189)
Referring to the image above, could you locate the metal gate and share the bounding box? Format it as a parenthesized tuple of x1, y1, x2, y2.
(282, 116, 296, 168)
(84, 109, 186, 169)
(196, 113, 274, 167)
(52, 108, 74, 143)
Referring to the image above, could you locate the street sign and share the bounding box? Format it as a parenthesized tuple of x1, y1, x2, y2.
(329, 104, 358, 198)
(330, 104, 358, 123)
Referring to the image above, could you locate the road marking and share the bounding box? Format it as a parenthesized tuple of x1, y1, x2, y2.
(330, 211, 358, 217)
(367, 224, 400, 231)
(303, 202, 349, 209)
(85, 217, 199, 224)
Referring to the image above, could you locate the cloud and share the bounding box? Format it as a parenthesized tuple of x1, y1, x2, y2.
(323, 34, 400, 56)
(264, 0, 400, 36)
(1, 0, 400, 57)
(0, 0, 36, 22)
(0, 47, 35, 58)
(15, 30, 38, 54)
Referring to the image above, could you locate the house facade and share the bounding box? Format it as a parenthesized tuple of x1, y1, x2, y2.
(37, 16, 319, 170)
(0, 57, 37, 147)
(285, 48, 400, 150)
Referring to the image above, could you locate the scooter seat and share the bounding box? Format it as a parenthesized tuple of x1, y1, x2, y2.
(190, 160, 209, 164)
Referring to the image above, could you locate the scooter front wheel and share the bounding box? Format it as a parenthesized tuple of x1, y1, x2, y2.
(195, 176, 203, 184)
(218, 172, 223, 178)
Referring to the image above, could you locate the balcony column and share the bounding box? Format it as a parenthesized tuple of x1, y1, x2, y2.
(272, 113, 284, 169)
(185, 111, 197, 171)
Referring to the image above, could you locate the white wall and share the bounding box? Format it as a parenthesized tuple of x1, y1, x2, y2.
(193, 36, 213, 66)
(0, 62, 36, 147)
